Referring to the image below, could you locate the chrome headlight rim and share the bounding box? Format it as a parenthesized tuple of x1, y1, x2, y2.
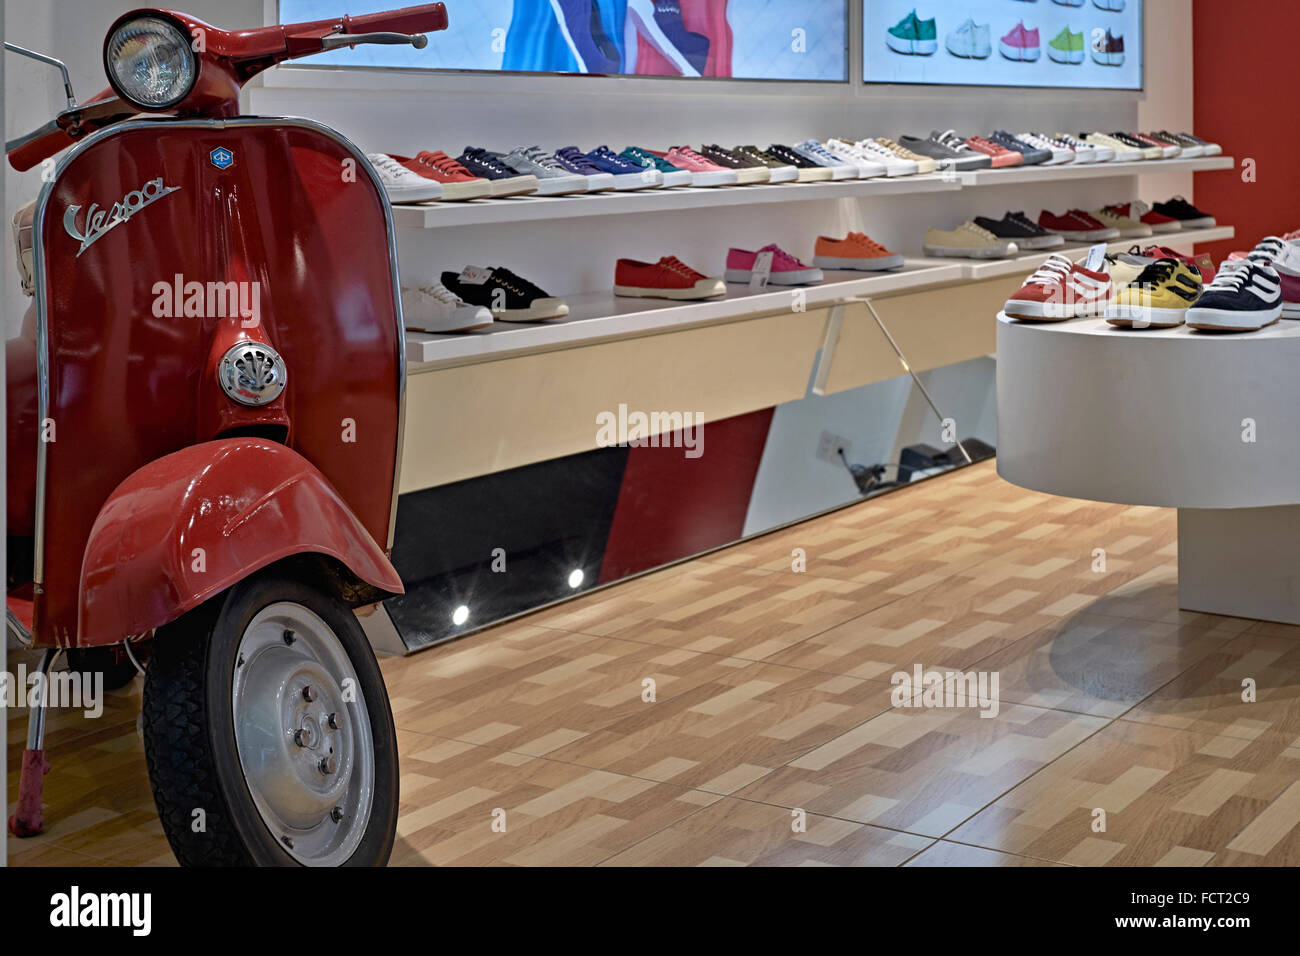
(103, 13, 199, 112)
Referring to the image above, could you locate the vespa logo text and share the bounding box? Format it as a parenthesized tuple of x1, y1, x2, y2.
(63, 177, 181, 257)
(153, 275, 261, 328)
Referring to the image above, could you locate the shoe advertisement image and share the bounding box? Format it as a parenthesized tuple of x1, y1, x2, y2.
(1, 0, 1295, 942)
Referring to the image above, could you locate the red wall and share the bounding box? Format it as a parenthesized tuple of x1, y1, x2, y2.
(1192, 0, 1300, 261)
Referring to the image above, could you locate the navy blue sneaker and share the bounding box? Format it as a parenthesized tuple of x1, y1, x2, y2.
(1185, 261, 1283, 332)
(990, 130, 1052, 165)
(626, 0, 711, 75)
(553, 147, 618, 192)
(456, 147, 540, 197)
(573, 146, 663, 190)
(550, 0, 621, 73)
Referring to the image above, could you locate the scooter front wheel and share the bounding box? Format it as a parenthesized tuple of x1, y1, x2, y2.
(142, 571, 399, 866)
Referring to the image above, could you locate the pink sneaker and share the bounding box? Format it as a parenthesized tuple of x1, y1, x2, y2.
(724, 244, 825, 286)
(999, 21, 1040, 61)
(653, 146, 740, 187)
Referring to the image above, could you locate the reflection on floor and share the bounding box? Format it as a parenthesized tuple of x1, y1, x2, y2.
(8, 460, 1300, 866)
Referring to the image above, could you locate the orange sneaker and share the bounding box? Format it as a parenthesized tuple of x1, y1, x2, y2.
(813, 232, 904, 271)
(397, 151, 493, 201)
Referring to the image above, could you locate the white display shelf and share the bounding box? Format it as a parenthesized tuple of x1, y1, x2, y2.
(389, 156, 1234, 232)
(956, 154, 1233, 186)
(405, 260, 965, 371)
(922, 225, 1236, 281)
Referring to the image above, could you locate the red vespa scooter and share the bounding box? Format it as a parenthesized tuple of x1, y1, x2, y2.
(5, 4, 448, 866)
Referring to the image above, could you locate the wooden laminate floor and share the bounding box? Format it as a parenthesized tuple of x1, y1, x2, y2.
(7, 461, 1300, 866)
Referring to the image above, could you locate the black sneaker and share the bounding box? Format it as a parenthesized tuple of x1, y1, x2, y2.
(698, 144, 772, 184)
(1151, 196, 1217, 229)
(1185, 261, 1283, 332)
(898, 130, 991, 170)
(441, 266, 569, 322)
(456, 147, 540, 197)
(732, 145, 801, 183)
(1001, 211, 1067, 249)
(764, 144, 835, 182)
(990, 130, 1052, 165)
(974, 213, 1064, 250)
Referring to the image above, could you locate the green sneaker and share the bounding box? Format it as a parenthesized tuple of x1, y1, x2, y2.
(886, 9, 937, 56)
(620, 147, 694, 188)
(1048, 26, 1084, 64)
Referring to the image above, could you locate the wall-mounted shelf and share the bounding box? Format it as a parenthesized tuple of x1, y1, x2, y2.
(388, 156, 1234, 231)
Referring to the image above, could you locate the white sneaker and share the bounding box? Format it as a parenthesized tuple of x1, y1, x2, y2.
(401, 282, 493, 333)
(1017, 132, 1074, 165)
(367, 153, 443, 203)
(850, 138, 919, 177)
(822, 139, 889, 178)
(1050, 133, 1097, 163)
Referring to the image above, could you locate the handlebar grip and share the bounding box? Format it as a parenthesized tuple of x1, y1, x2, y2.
(343, 3, 448, 35)
(8, 125, 77, 172)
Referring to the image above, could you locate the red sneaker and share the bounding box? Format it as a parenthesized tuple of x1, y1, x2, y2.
(1110, 200, 1182, 234)
(396, 151, 493, 200)
(614, 256, 726, 299)
(1141, 244, 1216, 281)
(964, 135, 1022, 167)
(1004, 252, 1112, 321)
(1038, 208, 1120, 241)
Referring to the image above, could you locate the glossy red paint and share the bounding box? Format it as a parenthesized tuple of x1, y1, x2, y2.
(28, 118, 404, 648)
(79, 438, 404, 646)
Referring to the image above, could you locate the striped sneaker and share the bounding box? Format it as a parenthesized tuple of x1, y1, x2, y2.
(1003, 252, 1112, 321)
(1185, 260, 1283, 331)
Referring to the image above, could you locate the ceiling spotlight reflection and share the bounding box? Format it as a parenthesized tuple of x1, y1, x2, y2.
(452, 605, 470, 626)
(567, 569, 584, 590)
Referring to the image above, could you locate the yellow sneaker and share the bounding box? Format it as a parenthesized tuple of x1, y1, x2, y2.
(873, 137, 938, 174)
(1105, 258, 1203, 328)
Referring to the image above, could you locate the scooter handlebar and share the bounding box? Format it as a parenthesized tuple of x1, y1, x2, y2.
(278, 3, 447, 59)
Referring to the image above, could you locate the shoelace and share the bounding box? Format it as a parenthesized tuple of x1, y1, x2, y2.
(520, 146, 566, 171)
(1131, 259, 1179, 288)
(592, 146, 636, 170)
(848, 232, 889, 253)
(1025, 255, 1073, 286)
(1204, 261, 1266, 293)
(416, 282, 465, 305)
(490, 267, 546, 299)
(936, 130, 968, 151)
(960, 222, 997, 241)
(464, 149, 514, 177)
(658, 256, 703, 280)
(556, 146, 599, 171)
(798, 141, 839, 163)
(369, 155, 413, 179)
(765, 246, 804, 268)
(418, 152, 470, 176)
(671, 146, 710, 163)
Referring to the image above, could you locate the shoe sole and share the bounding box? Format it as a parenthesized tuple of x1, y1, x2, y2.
(1170, 216, 1217, 229)
(813, 254, 905, 271)
(1005, 299, 1103, 321)
(488, 175, 541, 197)
(1019, 234, 1067, 249)
(999, 41, 1041, 61)
(491, 298, 570, 322)
(944, 44, 991, 60)
(659, 170, 695, 188)
(886, 35, 937, 55)
(1105, 304, 1188, 328)
(724, 268, 824, 285)
(535, 176, 591, 196)
(384, 185, 444, 203)
(437, 181, 494, 201)
(794, 167, 835, 182)
(614, 280, 727, 300)
(1145, 221, 1183, 234)
(1044, 228, 1121, 241)
(923, 243, 1017, 258)
(1185, 305, 1282, 331)
(765, 166, 800, 183)
(686, 169, 739, 187)
(404, 309, 494, 333)
(582, 173, 618, 192)
(1284, 302, 1300, 319)
(1047, 48, 1084, 64)
(1091, 52, 1125, 66)
(731, 167, 773, 185)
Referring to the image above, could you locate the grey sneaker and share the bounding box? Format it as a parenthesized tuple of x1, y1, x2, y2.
(898, 130, 991, 170)
(499, 145, 590, 196)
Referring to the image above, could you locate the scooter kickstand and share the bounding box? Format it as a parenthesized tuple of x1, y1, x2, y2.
(8, 648, 61, 838)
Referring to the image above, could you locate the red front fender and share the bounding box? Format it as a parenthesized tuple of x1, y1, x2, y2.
(77, 438, 404, 646)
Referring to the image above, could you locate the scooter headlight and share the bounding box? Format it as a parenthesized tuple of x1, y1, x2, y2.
(104, 15, 197, 110)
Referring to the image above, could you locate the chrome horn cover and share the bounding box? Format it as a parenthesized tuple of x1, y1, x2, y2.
(218, 341, 287, 406)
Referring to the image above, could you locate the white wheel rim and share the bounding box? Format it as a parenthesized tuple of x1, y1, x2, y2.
(231, 602, 375, 866)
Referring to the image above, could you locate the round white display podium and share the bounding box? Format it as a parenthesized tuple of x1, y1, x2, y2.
(996, 311, 1300, 624)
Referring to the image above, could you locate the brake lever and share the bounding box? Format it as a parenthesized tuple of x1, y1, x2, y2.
(320, 31, 428, 51)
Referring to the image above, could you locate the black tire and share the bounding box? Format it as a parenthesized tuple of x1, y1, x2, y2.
(142, 572, 399, 866)
(66, 644, 141, 691)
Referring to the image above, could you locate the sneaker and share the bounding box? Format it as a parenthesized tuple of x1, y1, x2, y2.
(991, 130, 1053, 165)
(625, 0, 710, 76)
(898, 131, 992, 170)
(1039, 208, 1121, 241)
(887, 9, 938, 56)
(699, 144, 772, 184)
(1004, 253, 1111, 321)
(846, 138, 919, 177)
(1142, 244, 1215, 282)
(1108, 200, 1181, 234)
(1091, 28, 1125, 66)
(1047, 26, 1084, 64)
(500, 146, 590, 195)
(1242, 238, 1300, 318)
(441, 266, 570, 322)
(872, 137, 938, 174)
(1110, 132, 1161, 160)
(725, 244, 824, 285)
(1152, 196, 1217, 229)
(552, 147, 618, 192)
(577, 145, 664, 190)
(396, 151, 494, 201)
(791, 139, 861, 179)
(366, 153, 444, 203)
(655, 145, 739, 186)
(456, 147, 540, 197)
(1000, 21, 1041, 61)
(1047, 132, 1097, 163)
(1016, 131, 1075, 165)
(813, 232, 905, 271)
(1083, 132, 1140, 162)
(1185, 260, 1283, 331)
(819, 140, 890, 178)
(766, 143, 836, 182)
(1104, 247, 1157, 292)
(731, 146, 801, 183)
(1150, 130, 1204, 158)
(1092, 205, 1154, 239)
(1129, 131, 1180, 159)
(975, 213, 1065, 250)
(964, 135, 1023, 167)
(924, 221, 1018, 259)
(945, 18, 992, 58)
(619, 146, 695, 188)
(1054, 0, 1085, 5)
(614, 256, 726, 299)
(1105, 258, 1203, 328)
(1178, 132, 1222, 156)
(548, 0, 621, 73)
(401, 281, 493, 333)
